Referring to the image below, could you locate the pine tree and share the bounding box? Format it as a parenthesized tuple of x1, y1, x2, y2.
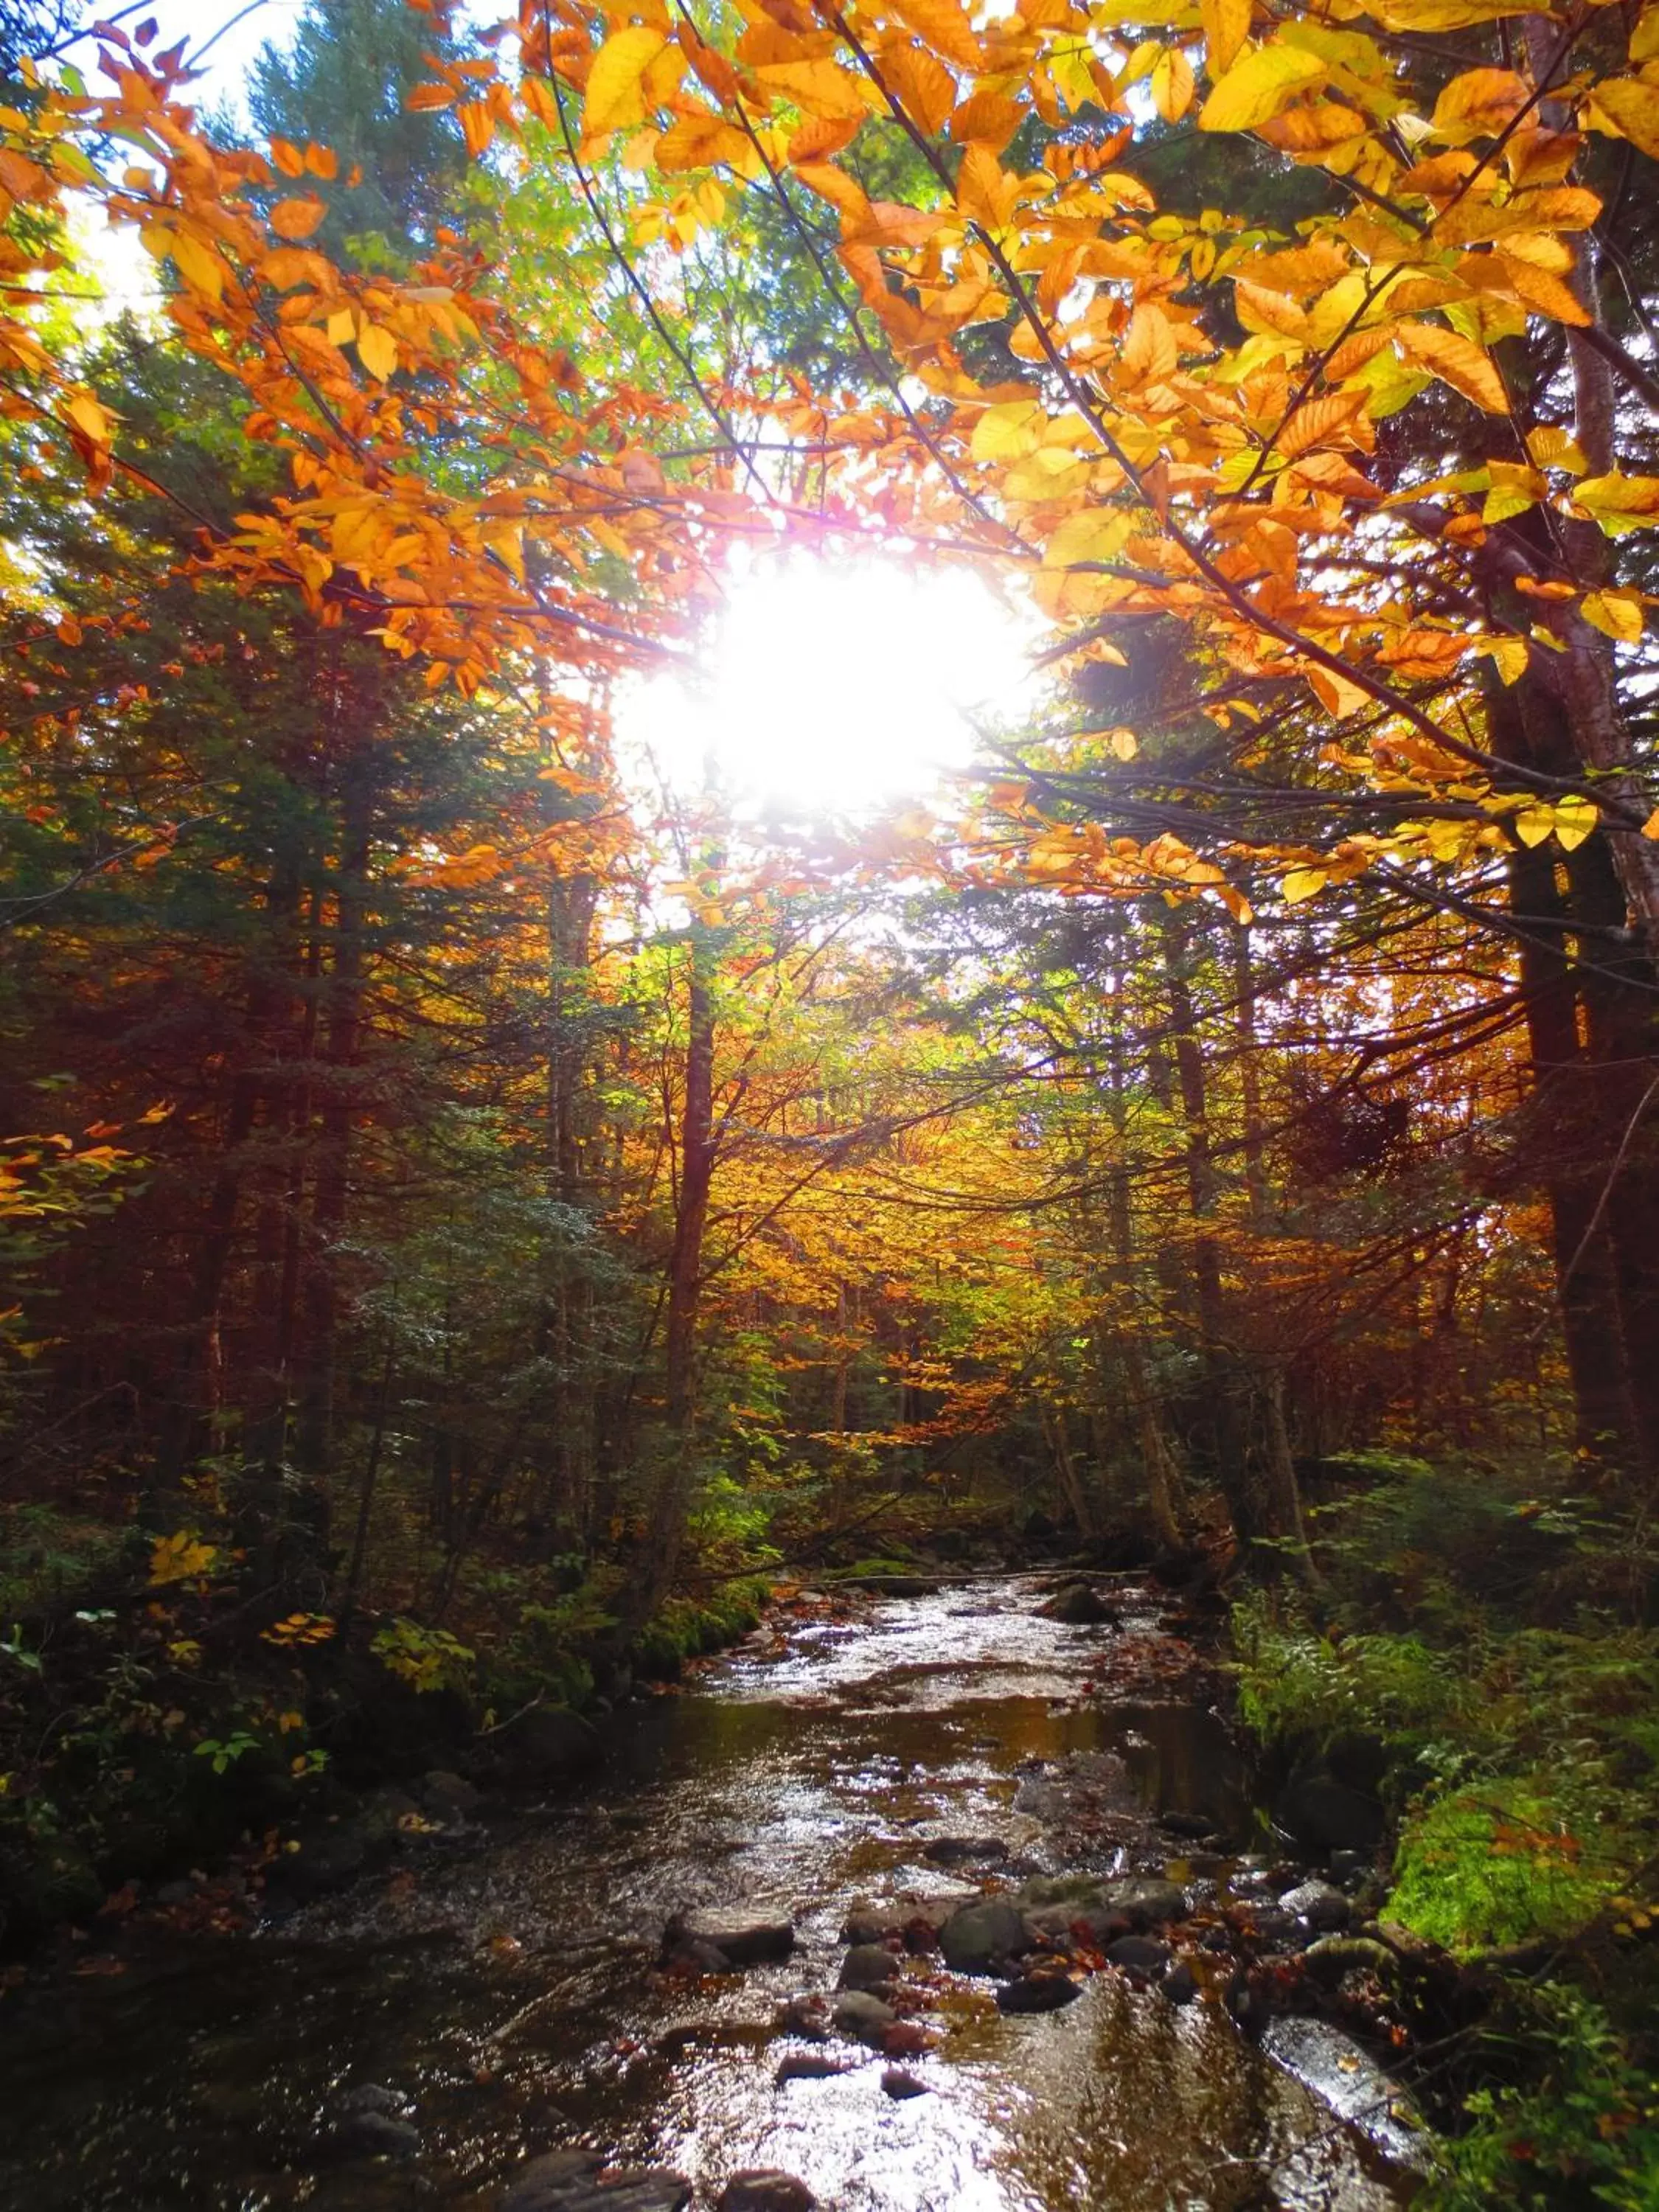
(246, 0, 471, 258)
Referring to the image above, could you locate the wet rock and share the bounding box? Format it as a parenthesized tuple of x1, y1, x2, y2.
(778, 1992, 831, 2040)
(1280, 1881, 1352, 1933)
(1238, 1905, 1300, 1947)
(666, 1908, 795, 1968)
(663, 1938, 728, 1976)
(1018, 1874, 1107, 1910)
(1301, 1935, 1399, 1988)
(337, 2084, 411, 2120)
(881, 2067, 930, 2098)
(1158, 1809, 1217, 1841)
(334, 2108, 420, 2160)
(995, 1970, 1083, 2014)
(837, 1942, 900, 1993)
(1106, 1935, 1171, 1975)
(495, 1707, 603, 1789)
(922, 1834, 1009, 1866)
(269, 1820, 388, 1903)
(1096, 1877, 1189, 1930)
(717, 2170, 816, 2212)
(939, 1897, 1032, 1973)
(422, 1770, 481, 1822)
(1261, 2016, 1432, 2174)
(1164, 1960, 1199, 2005)
(1329, 1848, 1370, 1883)
(841, 1888, 974, 1944)
(775, 2051, 852, 2084)
(1276, 1770, 1384, 1854)
(1039, 1582, 1119, 1626)
(501, 2150, 692, 2212)
(831, 1990, 897, 2044)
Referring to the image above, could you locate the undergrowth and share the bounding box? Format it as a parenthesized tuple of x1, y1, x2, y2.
(1231, 1451, 1659, 2209)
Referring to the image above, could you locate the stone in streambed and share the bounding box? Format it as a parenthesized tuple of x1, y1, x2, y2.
(842, 1889, 976, 1944)
(1301, 1934, 1399, 1987)
(778, 1992, 831, 2040)
(831, 1989, 897, 2043)
(664, 1907, 794, 1967)
(501, 2151, 690, 2212)
(1164, 1960, 1199, 2005)
(421, 1769, 482, 1822)
(775, 2050, 854, 2083)
(1106, 1935, 1170, 1975)
(330, 2106, 422, 2159)
(1275, 1770, 1384, 1854)
(881, 2067, 930, 2098)
(1279, 1881, 1352, 1933)
(922, 1834, 1009, 1866)
(939, 1897, 1032, 1972)
(995, 1971, 1083, 2014)
(1096, 1877, 1189, 1930)
(717, 2171, 816, 2212)
(1038, 1583, 1119, 1625)
(838, 1942, 900, 1993)
(495, 1707, 603, 1788)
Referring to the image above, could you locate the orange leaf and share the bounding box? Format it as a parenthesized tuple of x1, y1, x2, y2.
(269, 195, 327, 240)
(889, 0, 981, 72)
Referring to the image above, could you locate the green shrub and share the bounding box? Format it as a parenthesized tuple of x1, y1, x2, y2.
(1391, 1780, 1624, 1953)
(1425, 1983, 1659, 2212)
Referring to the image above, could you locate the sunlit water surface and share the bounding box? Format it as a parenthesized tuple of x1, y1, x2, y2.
(0, 1579, 1412, 2211)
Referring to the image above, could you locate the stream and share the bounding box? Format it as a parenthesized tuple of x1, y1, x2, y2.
(0, 1576, 1420, 2211)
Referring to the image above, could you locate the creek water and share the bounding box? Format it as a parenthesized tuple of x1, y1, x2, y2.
(0, 1576, 1415, 2211)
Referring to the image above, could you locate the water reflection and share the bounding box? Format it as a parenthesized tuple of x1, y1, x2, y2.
(0, 1579, 1408, 2211)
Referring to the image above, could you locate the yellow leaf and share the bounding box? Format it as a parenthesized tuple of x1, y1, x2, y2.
(1152, 47, 1196, 123)
(1514, 804, 1556, 847)
(1430, 68, 1528, 142)
(973, 403, 1045, 465)
(1574, 472, 1659, 535)
(890, 0, 982, 72)
(585, 27, 669, 137)
(1641, 807, 1659, 840)
(1121, 301, 1179, 384)
(270, 195, 327, 240)
(1396, 321, 1508, 413)
(268, 135, 306, 176)
(356, 321, 398, 381)
(327, 306, 357, 345)
(1587, 77, 1659, 160)
(1044, 507, 1134, 568)
(1309, 664, 1371, 717)
(754, 58, 872, 121)
(1582, 588, 1644, 643)
(1200, 0, 1252, 77)
(1473, 635, 1530, 684)
(1198, 43, 1326, 133)
(172, 230, 223, 302)
(881, 44, 956, 134)
(1554, 795, 1598, 850)
(64, 392, 112, 445)
(949, 88, 1025, 147)
(1282, 867, 1328, 902)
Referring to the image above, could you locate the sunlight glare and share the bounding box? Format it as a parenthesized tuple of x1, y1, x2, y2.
(619, 555, 1037, 815)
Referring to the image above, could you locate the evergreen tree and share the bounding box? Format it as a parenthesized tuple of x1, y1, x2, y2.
(246, 0, 472, 258)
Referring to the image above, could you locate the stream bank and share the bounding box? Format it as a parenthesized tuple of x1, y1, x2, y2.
(0, 1573, 1430, 2210)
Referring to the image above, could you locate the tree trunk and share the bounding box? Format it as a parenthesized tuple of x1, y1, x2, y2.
(643, 932, 717, 1611)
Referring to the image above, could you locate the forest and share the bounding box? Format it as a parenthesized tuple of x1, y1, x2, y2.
(2, 0, 1659, 2203)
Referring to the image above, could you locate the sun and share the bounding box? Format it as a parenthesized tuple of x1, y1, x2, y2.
(619, 553, 1039, 815)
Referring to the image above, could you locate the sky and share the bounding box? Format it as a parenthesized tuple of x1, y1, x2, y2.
(51, 0, 1043, 815)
